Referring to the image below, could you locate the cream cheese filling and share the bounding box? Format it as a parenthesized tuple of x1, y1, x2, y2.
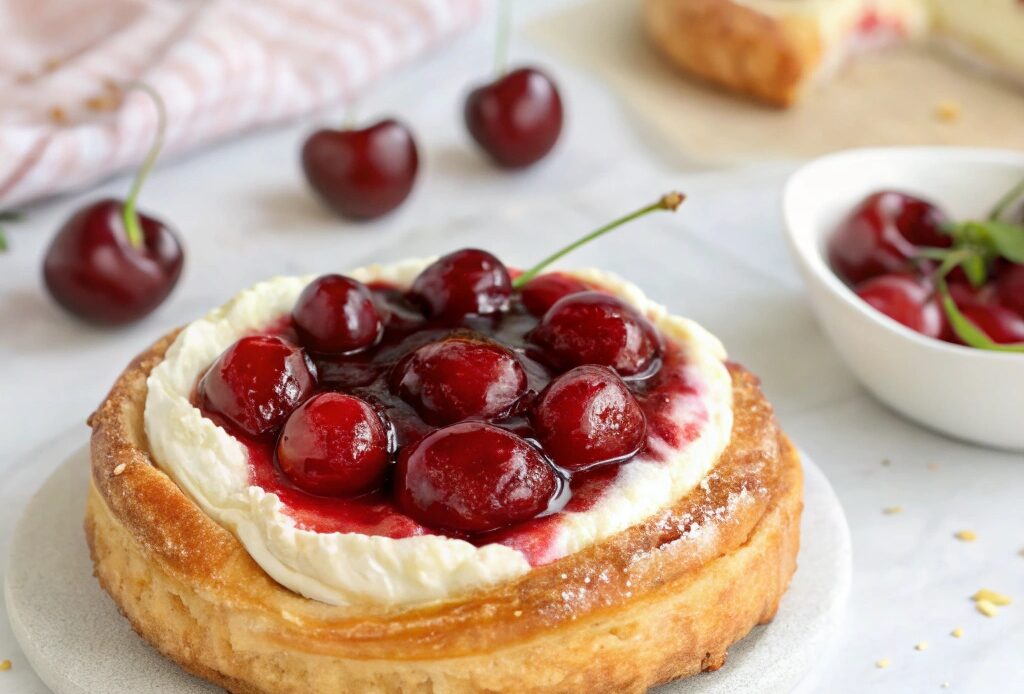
(144, 260, 734, 608)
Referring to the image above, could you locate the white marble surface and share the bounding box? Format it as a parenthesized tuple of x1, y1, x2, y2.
(1, 2, 1021, 692)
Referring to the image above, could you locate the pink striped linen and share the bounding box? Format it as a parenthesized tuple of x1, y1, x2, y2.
(0, 0, 482, 208)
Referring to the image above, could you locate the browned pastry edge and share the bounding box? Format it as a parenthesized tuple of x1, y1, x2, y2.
(86, 329, 802, 693)
(642, 0, 824, 107)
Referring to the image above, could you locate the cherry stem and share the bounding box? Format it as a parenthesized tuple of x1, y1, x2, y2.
(512, 192, 685, 289)
(122, 84, 167, 250)
(988, 176, 1024, 221)
(0, 211, 22, 253)
(494, 0, 511, 76)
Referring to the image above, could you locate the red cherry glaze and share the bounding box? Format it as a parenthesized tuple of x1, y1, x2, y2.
(409, 249, 512, 321)
(42, 199, 183, 325)
(955, 304, 1024, 345)
(828, 191, 950, 284)
(519, 273, 590, 317)
(529, 365, 646, 471)
(293, 274, 383, 354)
(464, 67, 563, 169)
(198, 335, 317, 437)
(854, 274, 943, 338)
(276, 393, 391, 497)
(995, 263, 1024, 317)
(529, 291, 660, 376)
(301, 119, 418, 220)
(391, 336, 528, 426)
(394, 421, 561, 533)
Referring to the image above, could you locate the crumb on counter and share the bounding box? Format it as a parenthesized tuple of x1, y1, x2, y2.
(941, 683, 950, 689)
(975, 599, 998, 618)
(954, 530, 976, 542)
(883, 506, 903, 515)
(927, 463, 940, 471)
(951, 627, 963, 638)
(881, 459, 891, 467)
(0, 660, 10, 671)
(935, 100, 961, 123)
(915, 641, 928, 651)
(972, 589, 1011, 606)
(876, 658, 890, 669)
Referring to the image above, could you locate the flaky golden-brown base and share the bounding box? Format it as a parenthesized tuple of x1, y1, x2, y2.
(86, 331, 802, 693)
(642, 0, 824, 107)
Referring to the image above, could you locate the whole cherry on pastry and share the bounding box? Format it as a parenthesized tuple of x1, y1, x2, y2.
(828, 191, 950, 285)
(390, 335, 528, 425)
(198, 335, 317, 437)
(463, 3, 562, 168)
(529, 292, 661, 376)
(519, 272, 590, 316)
(394, 421, 561, 533)
(277, 393, 391, 496)
(293, 274, 383, 354)
(43, 87, 183, 325)
(301, 118, 418, 220)
(854, 274, 943, 338)
(529, 365, 646, 471)
(409, 248, 512, 321)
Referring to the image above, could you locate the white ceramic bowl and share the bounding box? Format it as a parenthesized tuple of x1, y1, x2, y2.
(783, 147, 1024, 451)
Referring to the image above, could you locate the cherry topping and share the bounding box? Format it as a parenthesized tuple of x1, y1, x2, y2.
(409, 249, 512, 321)
(529, 291, 661, 376)
(995, 263, 1024, 317)
(529, 365, 646, 471)
(464, 67, 563, 169)
(43, 87, 183, 325)
(828, 191, 950, 285)
(394, 421, 560, 533)
(276, 393, 391, 497)
(953, 304, 1024, 345)
(519, 273, 590, 316)
(43, 200, 183, 325)
(854, 274, 943, 338)
(301, 119, 419, 220)
(293, 274, 383, 354)
(391, 336, 527, 425)
(198, 336, 317, 437)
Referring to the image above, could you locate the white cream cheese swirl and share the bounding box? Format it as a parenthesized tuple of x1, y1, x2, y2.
(144, 259, 733, 608)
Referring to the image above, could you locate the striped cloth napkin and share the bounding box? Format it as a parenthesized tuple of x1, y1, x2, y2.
(0, 0, 481, 208)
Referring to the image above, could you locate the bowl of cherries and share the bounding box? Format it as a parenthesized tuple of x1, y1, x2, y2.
(784, 147, 1024, 451)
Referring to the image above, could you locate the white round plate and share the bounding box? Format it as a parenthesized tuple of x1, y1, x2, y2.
(6, 446, 850, 693)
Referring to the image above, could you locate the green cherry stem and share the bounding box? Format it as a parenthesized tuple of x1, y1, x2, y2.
(512, 191, 686, 289)
(988, 176, 1024, 221)
(494, 0, 511, 76)
(0, 211, 23, 253)
(122, 83, 167, 250)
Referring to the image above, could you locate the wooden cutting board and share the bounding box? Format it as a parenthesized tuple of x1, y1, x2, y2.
(527, 0, 1024, 166)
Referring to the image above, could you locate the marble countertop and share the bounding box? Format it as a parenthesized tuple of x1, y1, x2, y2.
(2, 3, 1021, 692)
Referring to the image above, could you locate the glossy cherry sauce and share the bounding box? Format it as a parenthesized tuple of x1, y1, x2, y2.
(196, 278, 708, 565)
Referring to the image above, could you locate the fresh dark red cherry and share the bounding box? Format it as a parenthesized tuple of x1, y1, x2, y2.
(829, 191, 950, 284)
(391, 336, 527, 426)
(293, 274, 383, 354)
(301, 119, 418, 220)
(43, 199, 183, 325)
(519, 272, 590, 317)
(995, 263, 1024, 317)
(198, 336, 317, 437)
(854, 274, 943, 338)
(464, 67, 563, 169)
(529, 365, 646, 471)
(529, 291, 661, 376)
(394, 421, 560, 533)
(409, 249, 512, 321)
(276, 393, 391, 497)
(954, 304, 1024, 345)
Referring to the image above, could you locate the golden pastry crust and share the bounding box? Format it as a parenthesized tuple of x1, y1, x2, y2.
(86, 330, 802, 694)
(642, 0, 824, 107)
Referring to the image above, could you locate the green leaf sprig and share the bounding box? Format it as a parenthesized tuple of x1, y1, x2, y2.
(917, 178, 1024, 353)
